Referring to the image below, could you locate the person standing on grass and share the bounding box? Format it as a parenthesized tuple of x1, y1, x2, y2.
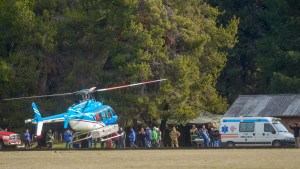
(157, 128, 162, 147)
(152, 127, 158, 147)
(64, 129, 72, 149)
(46, 130, 54, 149)
(145, 127, 152, 148)
(137, 128, 146, 147)
(200, 128, 210, 148)
(113, 132, 119, 148)
(289, 122, 300, 148)
(129, 128, 137, 148)
(212, 128, 220, 147)
(169, 127, 180, 148)
(24, 129, 31, 149)
(118, 127, 126, 149)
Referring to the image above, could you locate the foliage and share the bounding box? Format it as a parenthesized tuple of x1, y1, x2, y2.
(0, 0, 238, 130)
(212, 0, 300, 102)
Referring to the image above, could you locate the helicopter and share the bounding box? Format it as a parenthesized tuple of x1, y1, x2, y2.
(3, 79, 166, 143)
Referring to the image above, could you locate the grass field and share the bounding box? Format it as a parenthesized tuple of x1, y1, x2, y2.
(0, 149, 299, 169)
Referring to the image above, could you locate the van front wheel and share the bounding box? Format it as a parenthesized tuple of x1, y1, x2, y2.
(272, 141, 281, 147)
(226, 141, 235, 148)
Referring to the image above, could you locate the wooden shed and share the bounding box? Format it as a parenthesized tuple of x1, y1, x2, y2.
(224, 94, 300, 132)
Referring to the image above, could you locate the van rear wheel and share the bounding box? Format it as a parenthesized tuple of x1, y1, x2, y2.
(226, 141, 235, 148)
(272, 141, 281, 147)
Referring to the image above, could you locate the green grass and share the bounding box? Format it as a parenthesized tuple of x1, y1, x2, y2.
(1, 149, 299, 169)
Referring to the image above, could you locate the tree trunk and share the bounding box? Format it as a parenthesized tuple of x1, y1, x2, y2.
(160, 118, 167, 147)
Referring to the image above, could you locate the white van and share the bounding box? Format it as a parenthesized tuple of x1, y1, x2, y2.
(220, 117, 295, 147)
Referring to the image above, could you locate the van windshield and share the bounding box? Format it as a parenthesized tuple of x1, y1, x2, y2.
(273, 123, 288, 132)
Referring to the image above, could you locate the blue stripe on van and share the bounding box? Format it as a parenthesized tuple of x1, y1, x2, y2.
(223, 119, 270, 122)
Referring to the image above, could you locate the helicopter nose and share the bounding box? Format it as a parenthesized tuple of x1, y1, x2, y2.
(112, 115, 118, 123)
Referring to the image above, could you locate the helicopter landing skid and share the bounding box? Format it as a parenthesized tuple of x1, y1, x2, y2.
(70, 124, 121, 144)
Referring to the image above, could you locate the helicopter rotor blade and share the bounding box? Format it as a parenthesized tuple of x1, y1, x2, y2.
(3, 92, 76, 101)
(96, 79, 167, 92)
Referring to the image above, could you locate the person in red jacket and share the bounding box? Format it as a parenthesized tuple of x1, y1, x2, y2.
(113, 132, 119, 148)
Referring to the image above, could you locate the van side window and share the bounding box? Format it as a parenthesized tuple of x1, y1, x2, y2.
(239, 122, 255, 132)
(264, 123, 274, 132)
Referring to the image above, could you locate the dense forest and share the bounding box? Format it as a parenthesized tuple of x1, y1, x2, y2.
(0, 0, 299, 131)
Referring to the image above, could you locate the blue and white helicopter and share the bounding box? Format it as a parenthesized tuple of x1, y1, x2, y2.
(4, 79, 166, 142)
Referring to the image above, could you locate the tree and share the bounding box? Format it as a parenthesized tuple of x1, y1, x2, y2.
(213, 0, 300, 102)
(0, 0, 238, 131)
(104, 0, 238, 127)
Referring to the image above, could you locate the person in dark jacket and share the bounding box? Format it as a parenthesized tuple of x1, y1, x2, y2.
(129, 128, 137, 148)
(64, 129, 72, 149)
(289, 123, 300, 148)
(212, 128, 220, 147)
(24, 129, 31, 149)
(137, 128, 146, 147)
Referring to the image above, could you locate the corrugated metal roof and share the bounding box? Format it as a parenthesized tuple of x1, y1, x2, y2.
(224, 94, 300, 117)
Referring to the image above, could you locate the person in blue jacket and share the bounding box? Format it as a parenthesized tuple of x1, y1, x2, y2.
(145, 127, 152, 148)
(64, 129, 72, 149)
(200, 128, 210, 147)
(129, 128, 137, 148)
(24, 129, 31, 149)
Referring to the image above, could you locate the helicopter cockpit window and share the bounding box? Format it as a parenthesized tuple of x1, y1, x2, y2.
(107, 110, 112, 118)
(100, 111, 106, 120)
(95, 113, 101, 122)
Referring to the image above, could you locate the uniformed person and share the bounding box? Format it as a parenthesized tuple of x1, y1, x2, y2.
(190, 125, 198, 147)
(169, 127, 180, 147)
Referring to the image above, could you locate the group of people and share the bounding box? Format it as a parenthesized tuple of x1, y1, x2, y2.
(22, 125, 219, 149)
(23, 129, 55, 149)
(190, 124, 220, 148)
(128, 126, 163, 148)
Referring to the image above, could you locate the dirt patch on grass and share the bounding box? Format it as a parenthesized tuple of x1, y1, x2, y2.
(0, 149, 299, 169)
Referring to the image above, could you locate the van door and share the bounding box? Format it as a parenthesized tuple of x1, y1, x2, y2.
(237, 122, 256, 146)
(255, 123, 275, 146)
